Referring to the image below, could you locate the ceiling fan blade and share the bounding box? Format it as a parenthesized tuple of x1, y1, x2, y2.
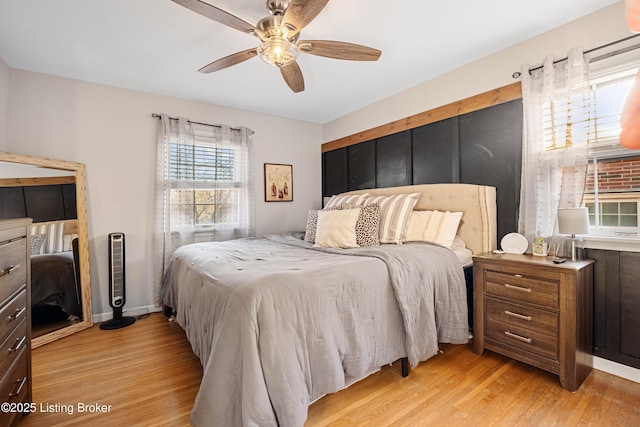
(281, 0, 330, 36)
(171, 0, 262, 37)
(198, 48, 258, 73)
(298, 40, 381, 61)
(280, 62, 305, 93)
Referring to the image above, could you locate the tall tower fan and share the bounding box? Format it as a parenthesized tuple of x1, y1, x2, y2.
(100, 232, 136, 330)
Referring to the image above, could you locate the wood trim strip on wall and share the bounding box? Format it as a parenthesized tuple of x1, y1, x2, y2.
(0, 176, 76, 187)
(321, 82, 522, 153)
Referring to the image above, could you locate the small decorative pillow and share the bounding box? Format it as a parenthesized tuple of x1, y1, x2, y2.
(323, 193, 369, 210)
(30, 233, 47, 256)
(305, 210, 319, 243)
(425, 210, 463, 248)
(63, 233, 79, 252)
(314, 208, 360, 248)
(365, 193, 420, 244)
(330, 203, 380, 247)
(31, 221, 66, 254)
(406, 210, 433, 242)
(409, 210, 463, 248)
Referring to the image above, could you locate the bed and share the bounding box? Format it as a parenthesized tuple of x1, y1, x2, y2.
(30, 220, 82, 319)
(162, 183, 497, 427)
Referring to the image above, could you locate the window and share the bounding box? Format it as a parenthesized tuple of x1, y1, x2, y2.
(168, 123, 252, 234)
(585, 67, 640, 237)
(544, 63, 640, 238)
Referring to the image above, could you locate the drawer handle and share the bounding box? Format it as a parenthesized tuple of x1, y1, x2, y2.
(0, 264, 21, 277)
(9, 336, 26, 353)
(504, 331, 533, 344)
(504, 283, 532, 293)
(8, 376, 27, 397)
(504, 310, 532, 321)
(8, 307, 26, 321)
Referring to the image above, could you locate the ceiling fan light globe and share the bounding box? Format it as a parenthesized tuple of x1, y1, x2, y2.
(258, 37, 298, 67)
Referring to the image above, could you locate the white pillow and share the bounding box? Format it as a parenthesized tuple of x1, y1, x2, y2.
(365, 193, 420, 244)
(314, 208, 360, 248)
(323, 193, 369, 210)
(406, 210, 433, 242)
(426, 210, 464, 248)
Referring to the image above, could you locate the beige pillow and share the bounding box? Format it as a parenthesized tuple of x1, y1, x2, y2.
(365, 193, 420, 244)
(323, 193, 369, 210)
(424, 210, 463, 247)
(314, 208, 360, 248)
(406, 210, 433, 242)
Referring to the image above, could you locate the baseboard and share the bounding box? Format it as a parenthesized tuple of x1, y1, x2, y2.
(93, 305, 162, 323)
(594, 356, 640, 384)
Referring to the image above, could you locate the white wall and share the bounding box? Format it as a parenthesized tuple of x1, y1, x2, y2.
(323, 2, 631, 142)
(4, 69, 322, 316)
(0, 57, 8, 150)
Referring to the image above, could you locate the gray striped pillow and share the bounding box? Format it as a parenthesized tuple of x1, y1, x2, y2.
(323, 193, 369, 210)
(365, 193, 420, 243)
(31, 221, 66, 254)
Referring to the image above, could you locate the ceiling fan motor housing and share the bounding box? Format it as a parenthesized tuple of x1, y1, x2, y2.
(266, 0, 290, 16)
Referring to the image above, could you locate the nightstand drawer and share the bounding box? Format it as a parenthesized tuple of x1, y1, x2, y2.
(485, 270, 558, 308)
(486, 297, 558, 337)
(0, 238, 27, 305)
(486, 316, 558, 360)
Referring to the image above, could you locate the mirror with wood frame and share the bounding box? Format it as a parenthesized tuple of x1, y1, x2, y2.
(0, 151, 93, 347)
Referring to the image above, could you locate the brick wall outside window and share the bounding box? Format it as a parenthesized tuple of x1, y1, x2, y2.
(586, 158, 640, 193)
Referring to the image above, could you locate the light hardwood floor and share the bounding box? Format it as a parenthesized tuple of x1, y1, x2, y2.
(20, 313, 640, 426)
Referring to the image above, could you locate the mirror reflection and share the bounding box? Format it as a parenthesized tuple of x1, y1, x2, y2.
(0, 153, 93, 347)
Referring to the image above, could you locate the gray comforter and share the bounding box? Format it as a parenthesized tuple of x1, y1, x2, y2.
(162, 234, 468, 427)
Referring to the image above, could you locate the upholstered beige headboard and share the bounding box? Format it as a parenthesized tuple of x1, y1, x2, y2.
(339, 184, 497, 255)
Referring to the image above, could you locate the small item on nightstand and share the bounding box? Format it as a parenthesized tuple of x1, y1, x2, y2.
(553, 257, 567, 264)
(532, 230, 548, 256)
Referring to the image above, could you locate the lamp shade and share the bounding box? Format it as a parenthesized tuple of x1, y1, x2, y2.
(557, 208, 590, 235)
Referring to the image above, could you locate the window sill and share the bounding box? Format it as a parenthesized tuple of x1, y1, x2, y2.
(583, 236, 640, 253)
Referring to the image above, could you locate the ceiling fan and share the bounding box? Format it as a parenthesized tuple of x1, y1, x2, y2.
(171, 0, 382, 93)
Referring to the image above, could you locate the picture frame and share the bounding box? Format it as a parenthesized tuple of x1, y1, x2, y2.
(264, 163, 293, 202)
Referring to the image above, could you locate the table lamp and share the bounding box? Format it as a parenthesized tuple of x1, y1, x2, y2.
(557, 208, 590, 261)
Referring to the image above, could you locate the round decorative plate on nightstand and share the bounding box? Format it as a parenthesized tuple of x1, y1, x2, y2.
(501, 233, 528, 254)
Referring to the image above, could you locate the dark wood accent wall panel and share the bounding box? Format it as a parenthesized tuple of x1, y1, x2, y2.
(322, 99, 523, 242)
(322, 147, 348, 198)
(586, 248, 640, 369)
(348, 140, 376, 191)
(376, 130, 412, 188)
(620, 251, 640, 360)
(412, 117, 459, 184)
(0, 184, 77, 223)
(459, 100, 523, 241)
(62, 183, 78, 219)
(0, 187, 27, 219)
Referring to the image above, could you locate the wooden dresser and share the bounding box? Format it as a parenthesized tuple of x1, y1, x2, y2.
(473, 253, 593, 391)
(0, 219, 32, 426)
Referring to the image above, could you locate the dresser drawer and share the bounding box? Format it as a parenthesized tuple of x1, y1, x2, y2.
(0, 289, 27, 349)
(486, 314, 558, 360)
(0, 347, 29, 427)
(0, 319, 27, 380)
(486, 296, 558, 337)
(0, 238, 27, 305)
(485, 270, 558, 308)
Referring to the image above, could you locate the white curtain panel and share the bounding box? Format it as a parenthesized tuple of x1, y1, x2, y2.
(153, 114, 255, 305)
(518, 47, 591, 242)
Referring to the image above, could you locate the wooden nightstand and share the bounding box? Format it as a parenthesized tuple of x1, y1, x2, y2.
(472, 253, 594, 391)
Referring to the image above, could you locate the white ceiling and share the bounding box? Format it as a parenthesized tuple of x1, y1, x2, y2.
(0, 0, 620, 124)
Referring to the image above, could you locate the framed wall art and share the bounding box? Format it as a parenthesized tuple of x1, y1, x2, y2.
(264, 163, 293, 202)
